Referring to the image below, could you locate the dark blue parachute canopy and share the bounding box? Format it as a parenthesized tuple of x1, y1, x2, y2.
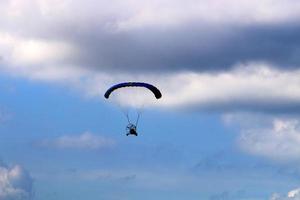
(104, 82, 162, 99)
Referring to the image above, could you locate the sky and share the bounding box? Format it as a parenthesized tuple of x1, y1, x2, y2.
(1, 0, 300, 199)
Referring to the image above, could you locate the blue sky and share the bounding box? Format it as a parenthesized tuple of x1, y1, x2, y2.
(1, 0, 300, 200)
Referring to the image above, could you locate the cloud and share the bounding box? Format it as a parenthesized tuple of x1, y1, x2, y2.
(270, 188, 300, 200)
(38, 132, 115, 150)
(3, 44, 300, 113)
(239, 118, 300, 162)
(156, 65, 300, 112)
(52, 63, 300, 113)
(0, 164, 34, 200)
(1, 0, 300, 73)
(288, 189, 300, 199)
(1, 1, 300, 114)
(2, 3, 300, 73)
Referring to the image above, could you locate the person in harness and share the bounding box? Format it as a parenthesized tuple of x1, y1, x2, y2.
(126, 123, 138, 136)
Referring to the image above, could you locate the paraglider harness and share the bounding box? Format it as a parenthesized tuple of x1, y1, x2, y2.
(126, 123, 138, 136)
(125, 112, 140, 136)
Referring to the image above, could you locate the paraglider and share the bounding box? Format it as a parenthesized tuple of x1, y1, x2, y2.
(104, 82, 162, 99)
(104, 82, 161, 136)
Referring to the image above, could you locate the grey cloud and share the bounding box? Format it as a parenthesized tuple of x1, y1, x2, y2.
(43, 22, 300, 73)
(2, 1, 300, 73)
(78, 23, 300, 72)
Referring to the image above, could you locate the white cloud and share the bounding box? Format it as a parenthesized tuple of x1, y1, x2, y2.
(239, 118, 300, 162)
(99, 64, 300, 110)
(270, 188, 300, 200)
(288, 189, 300, 198)
(157, 64, 300, 110)
(0, 32, 81, 81)
(0, 164, 33, 200)
(39, 132, 116, 150)
(0, 33, 69, 64)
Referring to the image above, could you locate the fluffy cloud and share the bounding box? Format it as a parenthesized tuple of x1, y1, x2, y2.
(158, 65, 300, 111)
(0, 164, 33, 200)
(239, 118, 300, 162)
(39, 132, 115, 150)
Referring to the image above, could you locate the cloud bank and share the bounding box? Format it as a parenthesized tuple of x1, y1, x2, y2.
(1, 0, 300, 113)
(1, 0, 300, 72)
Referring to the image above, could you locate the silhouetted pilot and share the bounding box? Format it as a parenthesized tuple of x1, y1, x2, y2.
(127, 127, 138, 136)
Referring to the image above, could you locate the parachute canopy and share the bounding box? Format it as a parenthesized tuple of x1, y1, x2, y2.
(104, 82, 162, 99)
